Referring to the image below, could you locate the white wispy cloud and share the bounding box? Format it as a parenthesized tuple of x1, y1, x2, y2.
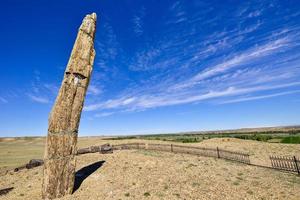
(95, 22, 123, 83)
(247, 10, 262, 18)
(84, 97, 136, 111)
(169, 1, 180, 11)
(43, 83, 59, 95)
(87, 85, 102, 96)
(87, 1, 300, 116)
(167, 1, 187, 24)
(94, 112, 115, 118)
(136, 82, 300, 108)
(132, 6, 146, 36)
(0, 97, 8, 103)
(25, 70, 59, 104)
(171, 37, 292, 90)
(85, 82, 300, 111)
(27, 94, 49, 104)
(133, 15, 143, 35)
(129, 48, 172, 71)
(219, 90, 300, 104)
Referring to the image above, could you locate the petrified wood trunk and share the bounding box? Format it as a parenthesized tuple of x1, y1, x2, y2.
(26, 159, 44, 169)
(42, 13, 97, 199)
(77, 144, 113, 155)
(14, 159, 44, 172)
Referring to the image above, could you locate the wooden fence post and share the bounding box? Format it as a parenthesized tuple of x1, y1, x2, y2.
(171, 144, 173, 152)
(294, 156, 300, 175)
(217, 147, 220, 158)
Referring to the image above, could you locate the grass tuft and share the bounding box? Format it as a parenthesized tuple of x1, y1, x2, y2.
(144, 192, 150, 197)
(125, 193, 130, 197)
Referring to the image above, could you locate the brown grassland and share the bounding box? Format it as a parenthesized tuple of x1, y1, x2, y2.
(0, 137, 300, 199)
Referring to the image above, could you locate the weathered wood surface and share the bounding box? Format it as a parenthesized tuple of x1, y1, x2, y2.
(14, 159, 44, 172)
(42, 13, 97, 200)
(77, 145, 100, 154)
(26, 159, 44, 169)
(77, 143, 113, 155)
(13, 165, 26, 172)
(100, 143, 113, 154)
(270, 155, 300, 174)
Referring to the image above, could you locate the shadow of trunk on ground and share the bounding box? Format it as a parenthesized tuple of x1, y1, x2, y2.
(0, 187, 14, 196)
(73, 160, 105, 193)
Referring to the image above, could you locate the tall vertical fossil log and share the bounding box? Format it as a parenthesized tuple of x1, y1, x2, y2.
(42, 13, 97, 199)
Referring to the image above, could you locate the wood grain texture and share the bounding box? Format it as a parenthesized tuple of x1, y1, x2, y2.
(42, 13, 97, 200)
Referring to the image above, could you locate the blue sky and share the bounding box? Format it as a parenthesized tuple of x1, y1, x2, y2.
(1, 0, 300, 137)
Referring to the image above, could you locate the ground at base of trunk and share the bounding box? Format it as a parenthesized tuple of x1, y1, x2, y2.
(1, 148, 299, 200)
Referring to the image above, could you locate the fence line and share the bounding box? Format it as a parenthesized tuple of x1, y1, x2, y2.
(218, 148, 250, 164)
(112, 143, 251, 164)
(270, 155, 300, 175)
(112, 142, 298, 175)
(4, 142, 298, 176)
(112, 143, 145, 150)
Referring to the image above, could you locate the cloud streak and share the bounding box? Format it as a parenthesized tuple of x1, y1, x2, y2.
(84, 1, 300, 117)
(219, 90, 300, 104)
(27, 94, 49, 104)
(87, 85, 102, 96)
(85, 82, 300, 111)
(0, 97, 8, 104)
(171, 37, 292, 90)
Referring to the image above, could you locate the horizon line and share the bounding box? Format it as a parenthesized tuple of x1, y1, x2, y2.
(1, 124, 299, 138)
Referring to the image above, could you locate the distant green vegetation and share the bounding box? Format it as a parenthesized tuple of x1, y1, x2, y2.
(141, 135, 204, 143)
(281, 136, 300, 144)
(231, 134, 300, 144)
(233, 134, 273, 142)
(174, 137, 200, 143)
(103, 136, 137, 140)
(107, 131, 300, 144)
(143, 132, 300, 144)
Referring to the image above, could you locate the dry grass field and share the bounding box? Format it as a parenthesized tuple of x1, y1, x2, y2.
(0, 137, 108, 170)
(0, 137, 300, 199)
